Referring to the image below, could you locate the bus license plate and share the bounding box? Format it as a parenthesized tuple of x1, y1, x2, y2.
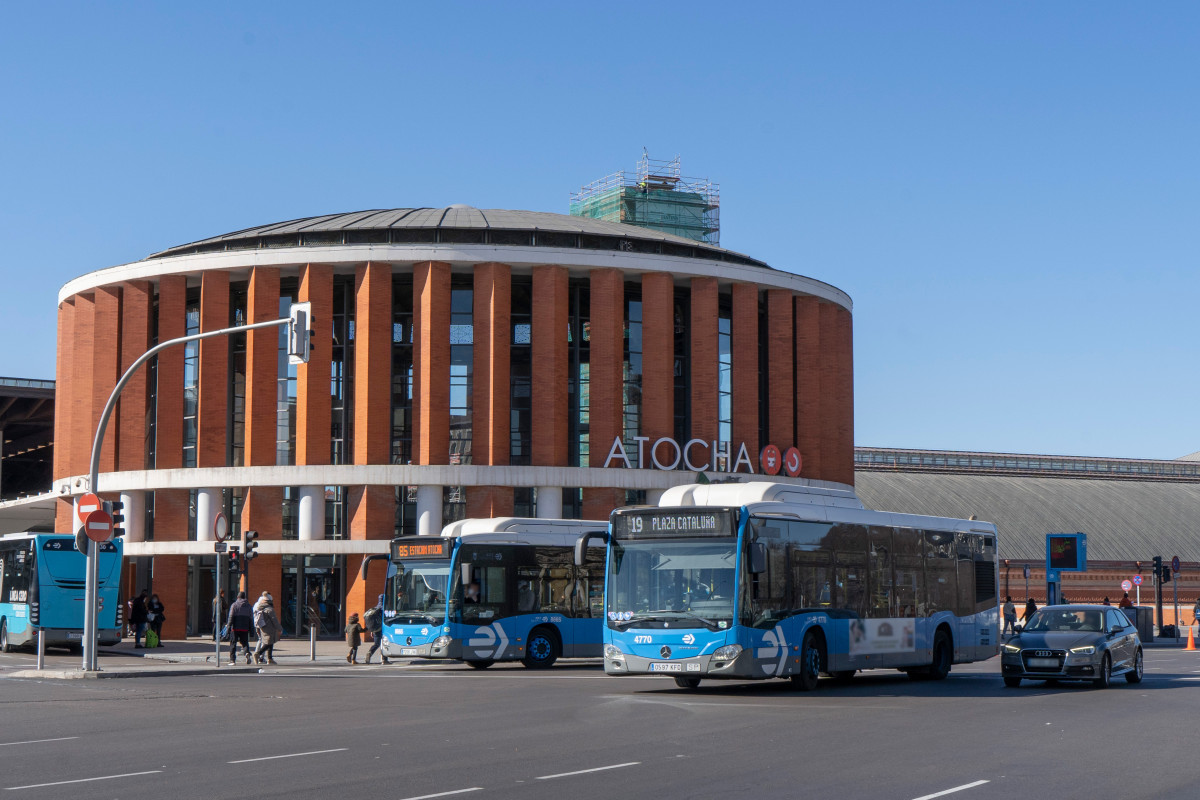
(399, 648, 420, 656)
(68, 632, 82, 640)
(650, 662, 682, 672)
(1028, 657, 1058, 668)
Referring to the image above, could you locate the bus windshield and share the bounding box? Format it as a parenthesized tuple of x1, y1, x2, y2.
(387, 560, 449, 624)
(606, 538, 738, 630)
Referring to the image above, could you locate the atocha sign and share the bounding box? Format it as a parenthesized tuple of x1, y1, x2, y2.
(603, 436, 803, 477)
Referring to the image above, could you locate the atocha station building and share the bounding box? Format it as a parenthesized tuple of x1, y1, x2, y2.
(52, 205, 854, 638)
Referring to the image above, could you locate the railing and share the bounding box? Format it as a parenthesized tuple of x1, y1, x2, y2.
(0, 377, 54, 390)
(855, 447, 1200, 482)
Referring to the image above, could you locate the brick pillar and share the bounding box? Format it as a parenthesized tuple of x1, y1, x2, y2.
(92, 287, 121, 476)
(151, 276, 188, 638)
(297, 264, 333, 467)
(583, 269, 623, 520)
(730, 284, 759, 473)
(689, 277, 718, 468)
(795, 295, 822, 480)
(197, 271, 229, 469)
(531, 265, 568, 467)
(766, 289, 794, 451)
(54, 300, 76, 532)
(413, 261, 451, 466)
(240, 267, 282, 605)
(345, 262, 393, 624)
(818, 302, 840, 485)
(641, 272, 674, 459)
(833, 306, 855, 486)
(467, 262, 512, 518)
(69, 293, 95, 484)
(117, 282, 152, 472)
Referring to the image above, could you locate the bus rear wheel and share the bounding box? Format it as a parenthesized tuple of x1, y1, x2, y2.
(466, 659, 494, 670)
(673, 677, 700, 690)
(790, 631, 824, 691)
(0, 620, 10, 653)
(522, 627, 560, 669)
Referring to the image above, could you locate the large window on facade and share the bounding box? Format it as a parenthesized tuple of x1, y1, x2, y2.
(391, 275, 413, 466)
(332, 277, 355, 466)
(717, 297, 732, 448)
(229, 284, 247, 467)
(567, 281, 590, 468)
(510, 276, 532, 465)
(673, 289, 689, 444)
(182, 292, 200, 467)
(449, 281, 473, 465)
(275, 284, 299, 466)
(622, 288, 642, 447)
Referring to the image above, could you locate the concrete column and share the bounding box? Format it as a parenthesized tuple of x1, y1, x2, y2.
(535, 486, 562, 519)
(298, 485, 324, 541)
(119, 491, 145, 543)
(416, 485, 442, 535)
(195, 487, 219, 542)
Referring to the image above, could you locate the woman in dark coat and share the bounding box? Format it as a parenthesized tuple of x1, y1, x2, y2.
(129, 590, 150, 648)
(146, 593, 166, 646)
(1022, 598, 1038, 624)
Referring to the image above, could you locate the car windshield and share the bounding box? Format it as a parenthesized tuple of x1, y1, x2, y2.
(606, 538, 737, 630)
(386, 560, 449, 624)
(1024, 608, 1103, 633)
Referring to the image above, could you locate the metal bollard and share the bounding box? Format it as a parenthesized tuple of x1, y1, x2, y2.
(36, 629, 45, 670)
(310, 625, 316, 661)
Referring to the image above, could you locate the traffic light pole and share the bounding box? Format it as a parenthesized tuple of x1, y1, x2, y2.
(82, 315, 299, 672)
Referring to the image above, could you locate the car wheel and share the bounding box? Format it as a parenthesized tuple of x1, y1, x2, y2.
(673, 677, 701, 690)
(1093, 653, 1111, 689)
(928, 631, 952, 681)
(1125, 649, 1143, 684)
(1003, 676, 1022, 688)
(466, 659, 494, 670)
(522, 626, 560, 669)
(789, 630, 824, 691)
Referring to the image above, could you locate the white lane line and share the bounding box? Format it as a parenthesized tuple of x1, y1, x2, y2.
(6, 770, 161, 791)
(912, 779, 990, 800)
(0, 736, 78, 747)
(535, 762, 640, 780)
(228, 747, 347, 764)
(397, 789, 483, 800)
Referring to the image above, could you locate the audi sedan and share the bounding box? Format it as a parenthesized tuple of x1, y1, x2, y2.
(1000, 604, 1142, 689)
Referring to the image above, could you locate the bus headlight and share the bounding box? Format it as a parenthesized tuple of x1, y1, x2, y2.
(433, 636, 452, 649)
(604, 644, 624, 659)
(711, 644, 743, 662)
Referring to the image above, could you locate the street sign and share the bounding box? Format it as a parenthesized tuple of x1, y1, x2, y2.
(783, 447, 802, 477)
(76, 492, 102, 528)
(214, 541, 228, 553)
(214, 512, 228, 542)
(1132, 574, 1143, 586)
(1023, 565, 1031, 579)
(1121, 580, 1132, 592)
(83, 509, 113, 542)
(1172, 556, 1181, 573)
(760, 445, 781, 475)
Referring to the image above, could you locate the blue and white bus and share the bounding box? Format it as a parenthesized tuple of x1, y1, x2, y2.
(381, 518, 608, 669)
(596, 482, 999, 689)
(0, 533, 124, 653)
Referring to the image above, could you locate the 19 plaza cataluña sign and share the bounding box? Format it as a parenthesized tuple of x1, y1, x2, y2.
(603, 436, 803, 477)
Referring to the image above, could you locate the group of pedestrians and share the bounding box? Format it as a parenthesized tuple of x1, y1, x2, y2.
(226, 590, 283, 665)
(344, 593, 388, 664)
(127, 589, 166, 648)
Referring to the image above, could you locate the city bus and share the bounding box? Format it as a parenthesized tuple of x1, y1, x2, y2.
(592, 482, 998, 689)
(380, 518, 608, 669)
(0, 533, 124, 653)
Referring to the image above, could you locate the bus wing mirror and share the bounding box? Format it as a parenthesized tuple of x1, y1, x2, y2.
(360, 554, 388, 582)
(749, 542, 768, 574)
(574, 532, 610, 566)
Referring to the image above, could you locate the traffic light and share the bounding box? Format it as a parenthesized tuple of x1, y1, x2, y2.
(287, 302, 312, 365)
(1161, 565, 1173, 584)
(1153, 556, 1163, 583)
(105, 499, 125, 538)
(243, 529, 259, 561)
(229, 546, 241, 573)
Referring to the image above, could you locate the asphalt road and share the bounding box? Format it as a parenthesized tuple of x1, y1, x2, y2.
(0, 650, 1197, 800)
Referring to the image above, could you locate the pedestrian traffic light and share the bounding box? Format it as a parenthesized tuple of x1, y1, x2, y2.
(1153, 556, 1163, 583)
(229, 546, 241, 573)
(105, 499, 125, 538)
(243, 529, 259, 561)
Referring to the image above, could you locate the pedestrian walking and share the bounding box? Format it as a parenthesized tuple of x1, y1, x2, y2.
(1002, 596, 1017, 636)
(1022, 598, 1037, 624)
(364, 593, 390, 665)
(227, 591, 254, 665)
(253, 592, 283, 665)
(1193, 597, 1200, 627)
(345, 612, 363, 664)
(146, 593, 166, 647)
(1119, 592, 1134, 609)
(128, 589, 149, 648)
(213, 590, 228, 642)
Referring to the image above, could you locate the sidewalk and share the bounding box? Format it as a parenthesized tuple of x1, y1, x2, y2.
(7, 635, 421, 680)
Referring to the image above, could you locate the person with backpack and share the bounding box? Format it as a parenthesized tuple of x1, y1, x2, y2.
(226, 591, 254, 665)
(252, 592, 283, 665)
(364, 593, 389, 665)
(128, 590, 149, 648)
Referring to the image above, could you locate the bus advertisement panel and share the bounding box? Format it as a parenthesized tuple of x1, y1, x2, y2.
(601, 483, 999, 690)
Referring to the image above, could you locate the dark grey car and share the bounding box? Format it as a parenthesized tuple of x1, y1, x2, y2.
(1000, 604, 1143, 689)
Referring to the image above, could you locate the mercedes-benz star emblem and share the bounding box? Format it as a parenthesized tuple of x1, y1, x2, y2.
(660, 645, 671, 658)
(406, 636, 413, 646)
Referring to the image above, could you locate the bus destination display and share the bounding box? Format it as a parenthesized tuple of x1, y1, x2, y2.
(613, 509, 736, 539)
(391, 540, 452, 560)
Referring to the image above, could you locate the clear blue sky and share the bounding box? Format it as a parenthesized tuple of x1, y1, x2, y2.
(2, 3, 1197, 460)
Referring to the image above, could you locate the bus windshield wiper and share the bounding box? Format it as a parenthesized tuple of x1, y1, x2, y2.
(616, 610, 719, 630)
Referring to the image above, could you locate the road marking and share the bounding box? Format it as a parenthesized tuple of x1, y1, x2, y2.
(911, 779, 990, 800)
(6, 770, 161, 791)
(228, 747, 348, 763)
(397, 789, 483, 800)
(0, 736, 78, 747)
(535, 762, 640, 780)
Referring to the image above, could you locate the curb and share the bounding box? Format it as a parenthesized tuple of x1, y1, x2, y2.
(8, 666, 263, 680)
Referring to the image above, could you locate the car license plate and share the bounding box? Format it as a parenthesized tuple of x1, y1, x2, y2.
(650, 662, 682, 672)
(68, 632, 82, 640)
(399, 648, 420, 656)
(1028, 657, 1058, 668)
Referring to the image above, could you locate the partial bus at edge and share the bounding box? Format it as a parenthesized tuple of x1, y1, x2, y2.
(598, 482, 999, 689)
(381, 518, 608, 669)
(0, 533, 124, 653)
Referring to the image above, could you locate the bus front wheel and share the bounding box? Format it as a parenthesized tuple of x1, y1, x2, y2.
(790, 631, 824, 691)
(522, 627, 560, 669)
(673, 677, 701, 690)
(466, 659, 494, 670)
(0, 620, 10, 653)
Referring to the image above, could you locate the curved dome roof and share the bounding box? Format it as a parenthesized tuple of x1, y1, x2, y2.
(147, 207, 770, 269)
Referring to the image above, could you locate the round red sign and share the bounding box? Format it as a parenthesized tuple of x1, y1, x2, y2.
(760, 445, 782, 476)
(783, 447, 802, 477)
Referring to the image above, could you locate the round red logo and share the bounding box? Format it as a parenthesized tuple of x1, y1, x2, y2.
(760, 445, 782, 476)
(783, 447, 802, 477)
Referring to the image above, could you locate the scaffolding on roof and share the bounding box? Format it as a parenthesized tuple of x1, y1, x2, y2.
(570, 152, 720, 245)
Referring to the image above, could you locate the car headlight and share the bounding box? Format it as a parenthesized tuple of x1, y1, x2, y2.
(711, 644, 743, 662)
(604, 644, 625, 659)
(1002, 643, 1021, 654)
(433, 635, 452, 648)
(1070, 645, 1096, 655)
